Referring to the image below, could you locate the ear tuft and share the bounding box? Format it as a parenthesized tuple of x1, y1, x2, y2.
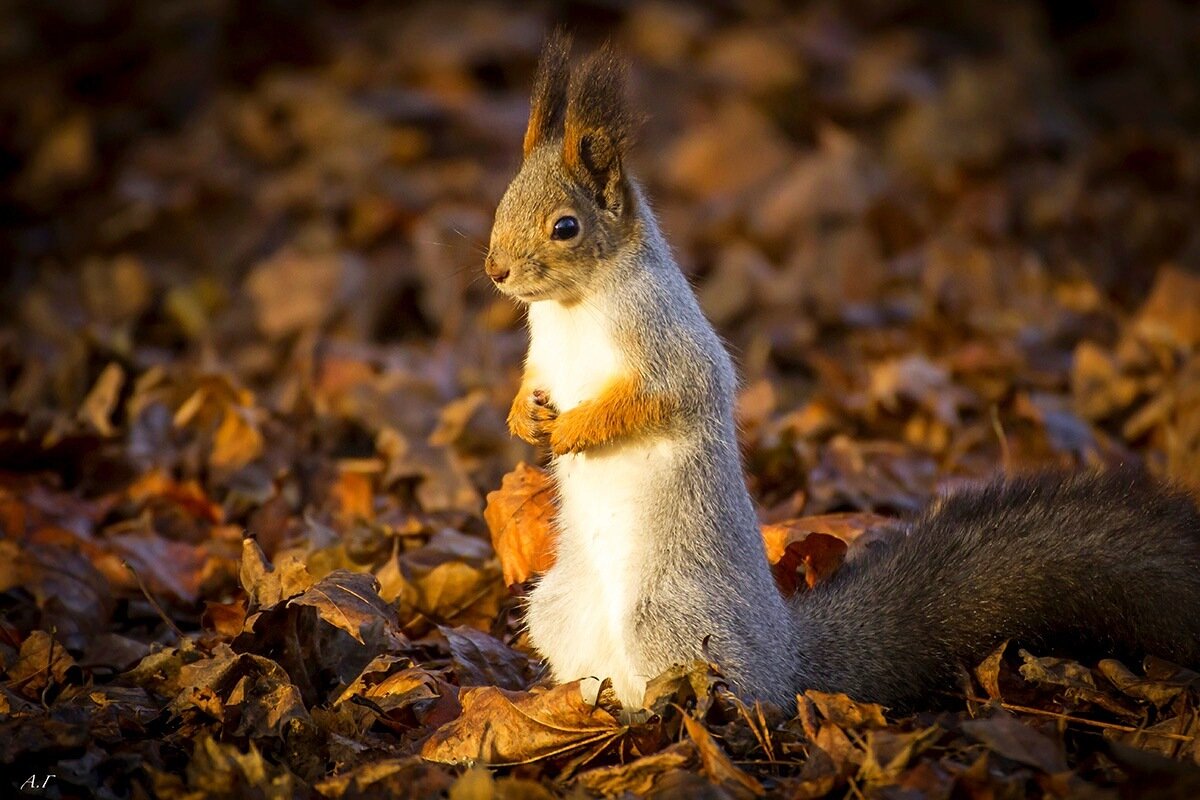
(563, 44, 639, 210)
(523, 30, 572, 158)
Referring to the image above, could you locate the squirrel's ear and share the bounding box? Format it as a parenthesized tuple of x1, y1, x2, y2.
(563, 45, 637, 213)
(523, 31, 572, 158)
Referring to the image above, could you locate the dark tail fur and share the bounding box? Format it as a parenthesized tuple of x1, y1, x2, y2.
(792, 468, 1200, 708)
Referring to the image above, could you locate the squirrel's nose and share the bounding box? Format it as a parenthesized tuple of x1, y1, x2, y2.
(485, 253, 511, 284)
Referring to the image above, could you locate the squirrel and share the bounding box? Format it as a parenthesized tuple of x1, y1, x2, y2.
(484, 34, 1200, 711)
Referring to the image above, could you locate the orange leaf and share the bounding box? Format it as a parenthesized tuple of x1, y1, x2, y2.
(126, 469, 224, 524)
(484, 463, 558, 586)
(331, 469, 374, 520)
(211, 405, 264, 470)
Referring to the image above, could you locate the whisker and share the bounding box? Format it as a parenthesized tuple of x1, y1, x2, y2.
(412, 237, 490, 259)
(449, 226, 491, 257)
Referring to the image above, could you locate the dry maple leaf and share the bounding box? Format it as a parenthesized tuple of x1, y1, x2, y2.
(484, 462, 558, 586)
(421, 681, 625, 767)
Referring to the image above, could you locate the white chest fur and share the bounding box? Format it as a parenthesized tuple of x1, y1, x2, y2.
(522, 299, 673, 707)
(525, 300, 622, 411)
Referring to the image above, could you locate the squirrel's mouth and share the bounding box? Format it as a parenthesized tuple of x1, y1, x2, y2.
(494, 269, 558, 303)
(488, 255, 574, 304)
(508, 285, 554, 303)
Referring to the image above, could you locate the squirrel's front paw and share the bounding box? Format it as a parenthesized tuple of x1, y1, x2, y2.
(508, 389, 558, 445)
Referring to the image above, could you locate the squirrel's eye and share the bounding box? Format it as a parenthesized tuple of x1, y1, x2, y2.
(551, 215, 580, 241)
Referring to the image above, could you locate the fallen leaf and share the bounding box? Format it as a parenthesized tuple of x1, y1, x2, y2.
(1098, 659, 1191, 708)
(78, 363, 125, 436)
(331, 468, 375, 520)
(574, 742, 695, 796)
(7, 630, 78, 698)
(287, 569, 404, 644)
(1135, 265, 1200, 348)
(239, 537, 315, 608)
(110, 532, 211, 604)
(484, 462, 558, 586)
(681, 714, 765, 797)
(762, 513, 893, 594)
(245, 248, 366, 338)
(961, 715, 1068, 774)
(127, 469, 224, 524)
(421, 681, 624, 767)
(803, 690, 888, 730)
(974, 640, 1009, 700)
(440, 625, 532, 691)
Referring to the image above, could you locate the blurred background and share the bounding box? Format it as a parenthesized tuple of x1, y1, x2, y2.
(1, 0, 1199, 523)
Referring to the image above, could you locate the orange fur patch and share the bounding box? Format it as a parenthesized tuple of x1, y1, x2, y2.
(549, 373, 674, 455)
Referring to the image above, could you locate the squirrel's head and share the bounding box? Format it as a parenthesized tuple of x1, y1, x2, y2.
(486, 33, 639, 304)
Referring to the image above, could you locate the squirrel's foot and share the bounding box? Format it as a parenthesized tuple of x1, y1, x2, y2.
(508, 388, 558, 445)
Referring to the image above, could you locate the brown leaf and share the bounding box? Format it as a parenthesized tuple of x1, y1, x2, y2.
(421, 681, 624, 767)
(239, 537, 315, 608)
(440, 625, 532, 691)
(287, 569, 404, 645)
(484, 462, 558, 586)
(1018, 650, 1140, 719)
(173, 375, 265, 471)
(974, 640, 1009, 700)
(681, 714, 765, 797)
(1072, 341, 1141, 421)
(0, 538, 113, 649)
(448, 767, 559, 800)
(211, 405, 265, 471)
(127, 469, 224, 524)
(803, 690, 888, 730)
(111, 532, 211, 604)
(1135, 265, 1200, 349)
(8, 630, 78, 698)
(860, 726, 940, 785)
(336, 657, 462, 730)
(1098, 659, 1192, 708)
(202, 598, 249, 639)
(643, 660, 726, 718)
(664, 100, 792, 197)
(245, 248, 365, 338)
(314, 757, 455, 799)
(78, 362, 125, 436)
(162, 735, 299, 797)
(961, 715, 1068, 774)
(574, 742, 695, 797)
(391, 558, 504, 631)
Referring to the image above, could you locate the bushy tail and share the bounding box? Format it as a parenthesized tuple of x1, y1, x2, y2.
(792, 468, 1200, 708)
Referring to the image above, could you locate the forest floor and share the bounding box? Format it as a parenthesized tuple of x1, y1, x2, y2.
(2, 1, 1200, 797)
